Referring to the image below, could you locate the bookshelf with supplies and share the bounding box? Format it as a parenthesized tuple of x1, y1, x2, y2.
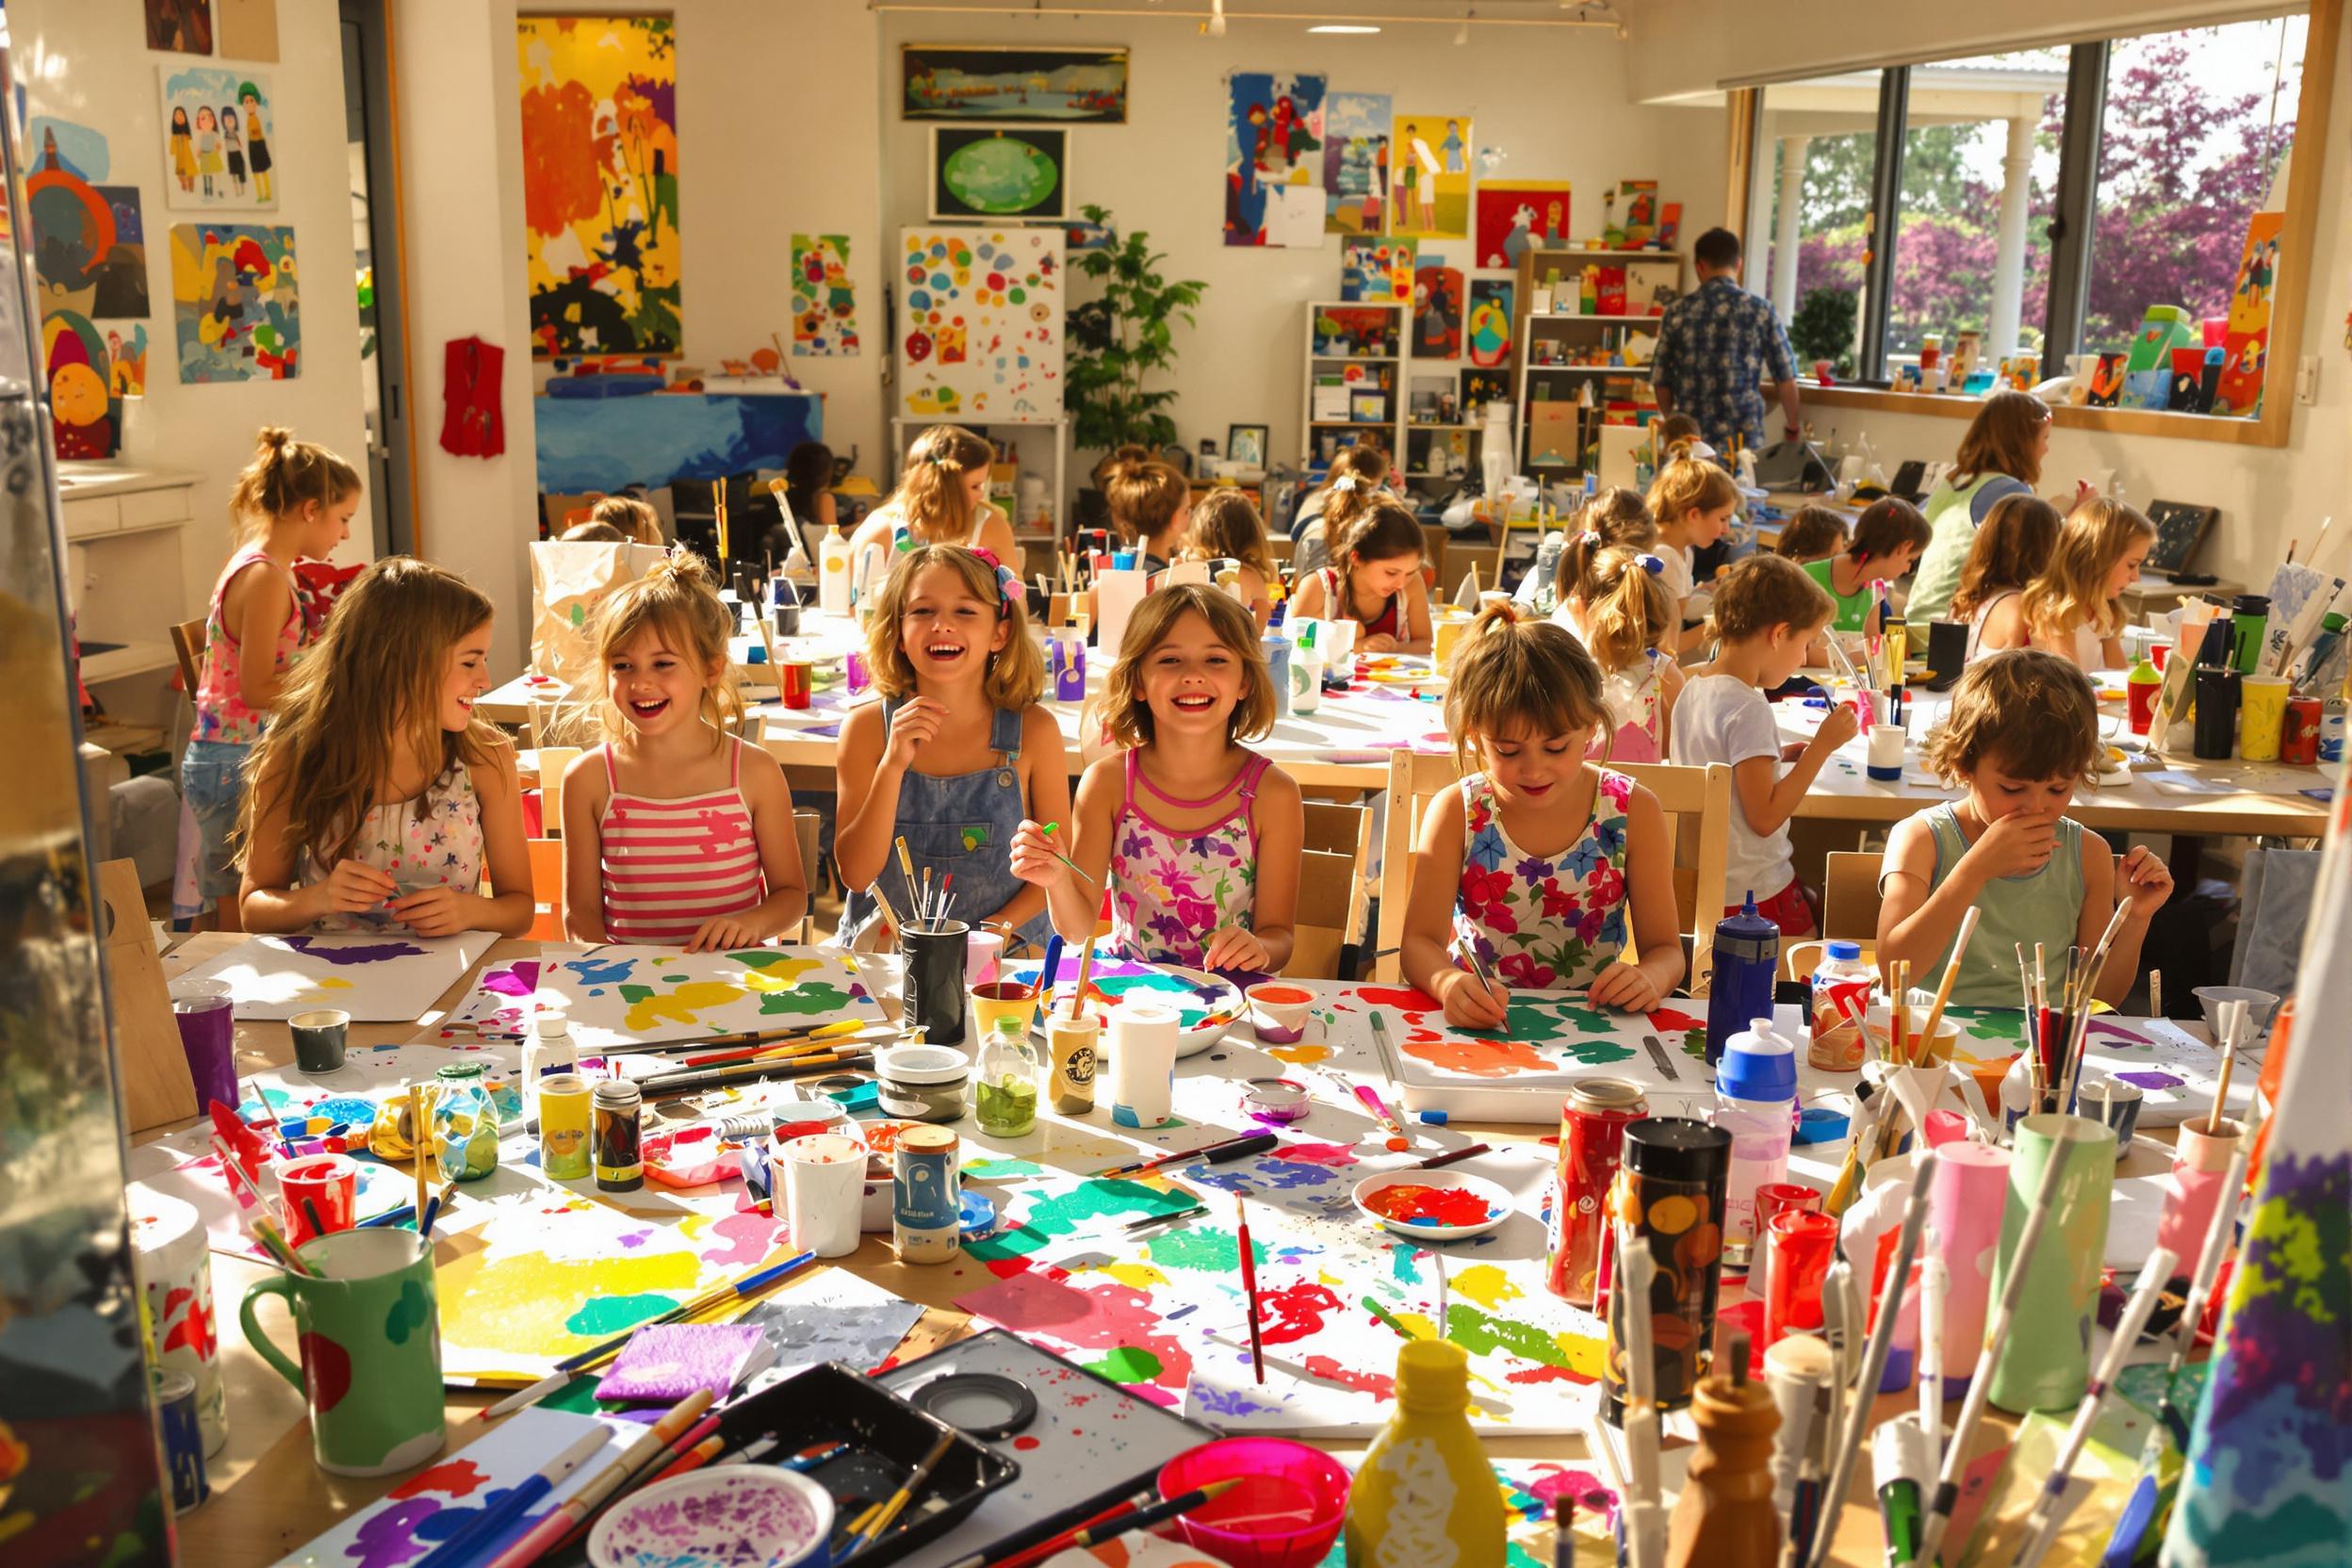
(1511, 246, 1683, 479)
(1301, 300, 1405, 479)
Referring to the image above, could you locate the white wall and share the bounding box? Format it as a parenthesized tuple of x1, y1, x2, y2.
(17, 0, 371, 619)
(874, 11, 1729, 474)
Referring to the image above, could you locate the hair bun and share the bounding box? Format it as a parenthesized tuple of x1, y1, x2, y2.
(1471, 601, 1520, 635)
(258, 425, 293, 452)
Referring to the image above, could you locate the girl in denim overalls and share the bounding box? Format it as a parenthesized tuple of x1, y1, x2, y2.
(837, 546, 1070, 952)
(1010, 585, 1305, 976)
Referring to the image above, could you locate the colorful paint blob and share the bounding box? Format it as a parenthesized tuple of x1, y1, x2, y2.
(1361, 1183, 1499, 1228)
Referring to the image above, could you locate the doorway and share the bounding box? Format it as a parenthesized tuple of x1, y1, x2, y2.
(339, 0, 415, 556)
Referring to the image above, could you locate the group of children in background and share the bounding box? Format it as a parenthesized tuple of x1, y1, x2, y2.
(177, 403, 2173, 1040)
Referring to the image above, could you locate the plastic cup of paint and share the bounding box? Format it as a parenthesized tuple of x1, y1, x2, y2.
(774, 1134, 866, 1259)
(1157, 1437, 1352, 1568)
(970, 981, 1039, 1043)
(278, 1153, 359, 1248)
(171, 978, 238, 1112)
(2082, 1077, 2144, 1160)
(1243, 1077, 1312, 1124)
(1867, 724, 1906, 781)
(964, 929, 1005, 986)
(289, 1009, 350, 1074)
(1245, 982, 1315, 1045)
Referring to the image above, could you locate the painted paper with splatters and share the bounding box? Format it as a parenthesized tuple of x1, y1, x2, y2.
(1223, 70, 1326, 247)
(433, 942, 881, 1051)
(270, 1408, 633, 1566)
(897, 225, 1064, 419)
(791, 233, 858, 355)
(172, 931, 498, 1021)
(1935, 1006, 2243, 1129)
(516, 15, 680, 358)
(433, 1193, 795, 1380)
(168, 221, 299, 383)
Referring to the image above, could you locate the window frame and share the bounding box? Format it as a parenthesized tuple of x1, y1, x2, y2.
(1734, 0, 2335, 449)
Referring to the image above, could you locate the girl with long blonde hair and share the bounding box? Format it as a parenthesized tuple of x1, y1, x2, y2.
(1553, 537, 1682, 762)
(238, 558, 534, 938)
(845, 424, 1017, 599)
(2021, 498, 2155, 671)
(1179, 489, 1280, 630)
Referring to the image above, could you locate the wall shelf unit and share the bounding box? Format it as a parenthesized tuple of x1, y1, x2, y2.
(1509, 247, 1684, 477)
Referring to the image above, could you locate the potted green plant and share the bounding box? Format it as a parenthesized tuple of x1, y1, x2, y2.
(1788, 285, 1858, 381)
(1066, 204, 1207, 455)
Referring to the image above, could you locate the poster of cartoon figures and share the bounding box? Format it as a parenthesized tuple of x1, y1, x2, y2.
(1414, 261, 1463, 361)
(1323, 92, 1390, 236)
(1223, 70, 1326, 247)
(1475, 181, 1572, 270)
(1389, 111, 1473, 240)
(517, 16, 680, 357)
(897, 227, 1064, 420)
(158, 66, 277, 211)
(2213, 210, 2281, 416)
(791, 234, 859, 355)
(170, 223, 300, 384)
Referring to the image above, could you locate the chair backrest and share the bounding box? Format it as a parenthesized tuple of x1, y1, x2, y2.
(169, 617, 206, 696)
(523, 837, 565, 941)
(1376, 751, 1732, 991)
(1301, 797, 1373, 951)
(1822, 851, 1883, 943)
(1283, 848, 1357, 979)
(792, 807, 823, 940)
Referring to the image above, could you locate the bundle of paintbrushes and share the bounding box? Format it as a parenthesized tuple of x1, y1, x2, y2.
(2017, 899, 2132, 1117)
(896, 835, 962, 933)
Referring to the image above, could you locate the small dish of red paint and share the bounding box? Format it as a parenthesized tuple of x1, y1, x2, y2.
(1349, 1169, 1515, 1241)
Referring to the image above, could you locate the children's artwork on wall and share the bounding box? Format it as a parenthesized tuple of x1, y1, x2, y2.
(1460, 368, 1509, 418)
(896, 225, 1065, 419)
(1323, 91, 1391, 236)
(1413, 262, 1463, 362)
(25, 122, 150, 459)
(901, 43, 1128, 122)
(1474, 181, 1571, 270)
(790, 233, 859, 355)
(158, 66, 276, 210)
(435, 943, 882, 1052)
(106, 324, 151, 397)
(1619, 180, 1660, 245)
(1223, 71, 1327, 247)
(168, 222, 299, 383)
(145, 0, 213, 55)
(213, 0, 277, 62)
(41, 311, 121, 459)
(929, 127, 1070, 222)
(1388, 112, 1473, 241)
(175, 931, 498, 1021)
(535, 392, 824, 492)
(1339, 236, 1413, 303)
(2213, 209, 2281, 416)
(1467, 278, 1515, 368)
(516, 15, 680, 359)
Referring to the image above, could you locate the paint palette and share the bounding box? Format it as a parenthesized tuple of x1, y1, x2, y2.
(1011, 951, 1243, 1058)
(1350, 1169, 1515, 1240)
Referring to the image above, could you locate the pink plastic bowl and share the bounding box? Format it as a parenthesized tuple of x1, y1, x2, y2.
(1156, 1437, 1351, 1568)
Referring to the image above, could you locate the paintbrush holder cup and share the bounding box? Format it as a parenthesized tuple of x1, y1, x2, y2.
(239, 1229, 444, 1477)
(1987, 1114, 2113, 1413)
(1922, 1140, 2011, 1397)
(2153, 1118, 2241, 1275)
(901, 919, 971, 1047)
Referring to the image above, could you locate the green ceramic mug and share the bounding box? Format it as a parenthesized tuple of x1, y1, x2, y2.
(1986, 1112, 2115, 1413)
(238, 1227, 446, 1476)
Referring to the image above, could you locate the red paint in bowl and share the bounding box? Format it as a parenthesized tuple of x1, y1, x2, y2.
(1157, 1437, 1350, 1568)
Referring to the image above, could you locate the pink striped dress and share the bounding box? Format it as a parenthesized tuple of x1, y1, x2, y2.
(595, 738, 767, 945)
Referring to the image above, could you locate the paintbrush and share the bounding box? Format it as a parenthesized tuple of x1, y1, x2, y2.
(1360, 1294, 1418, 1342)
(1065, 1478, 1246, 1549)
(251, 1216, 313, 1277)
(1413, 1142, 1493, 1170)
(1617, 1226, 1664, 1568)
(482, 1389, 716, 1568)
(1069, 930, 1098, 1022)
(843, 1428, 958, 1557)
(867, 879, 909, 940)
(1237, 1193, 1266, 1384)
(412, 1425, 610, 1568)
(1451, 935, 1508, 1016)
(1915, 1121, 2085, 1568)
(2056, 901, 2137, 1111)
(409, 1085, 430, 1225)
(2205, 999, 2246, 1135)
(1036, 822, 1102, 892)
(1919, 906, 1979, 1050)
(639, 1050, 874, 1099)
(1917, 1247, 1946, 1480)
(1430, 1248, 1448, 1340)
(1093, 1131, 1281, 1179)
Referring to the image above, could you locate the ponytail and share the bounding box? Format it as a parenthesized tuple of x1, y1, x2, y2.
(1563, 545, 1674, 676)
(227, 425, 361, 542)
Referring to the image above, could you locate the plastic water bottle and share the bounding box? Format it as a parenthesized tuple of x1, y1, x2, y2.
(1715, 1017, 1798, 1264)
(1291, 624, 1325, 715)
(1527, 529, 1566, 611)
(1704, 894, 1780, 1067)
(818, 522, 853, 616)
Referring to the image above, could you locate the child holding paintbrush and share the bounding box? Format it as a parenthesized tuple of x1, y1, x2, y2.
(1874, 650, 2171, 1008)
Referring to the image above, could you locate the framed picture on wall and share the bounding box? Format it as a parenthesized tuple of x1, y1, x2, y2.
(902, 43, 1129, 122)
(929, 127, 1070, 222)
(1227, 424, 1268, 467)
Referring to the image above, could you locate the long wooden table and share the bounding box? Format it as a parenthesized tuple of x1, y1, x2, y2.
(153, 935, 2197, 1565)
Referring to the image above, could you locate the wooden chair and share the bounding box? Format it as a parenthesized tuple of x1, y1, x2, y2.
(792, 807, 823, 941)
(169, 616, 206, 695)
(1282, 848, 1357, 979)
(1788, 849, 1886, 978)
(523, 838, 566, 941)
(1301, 798, 1374, 955)
(1267, 535, 1296, 564)
(1376, 752, 1733, 993)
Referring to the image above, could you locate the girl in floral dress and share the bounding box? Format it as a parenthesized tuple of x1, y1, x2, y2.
(237, 559, 535, 938)
(1401, 605, 1685, 1029)
(1011, 585, 1303, 975)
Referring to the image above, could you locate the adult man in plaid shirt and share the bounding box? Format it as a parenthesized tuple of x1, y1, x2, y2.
(1650, 227, 1805, 456)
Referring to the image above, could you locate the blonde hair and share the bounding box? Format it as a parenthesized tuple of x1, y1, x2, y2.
(1952, 391, 2050, 488)
(594, 550, 742, 749)
(888, 425, 995, 545)
(1100, 452, 1190, 552)
(1646, 458, 1739, 530)
(1094, 584, 1275, 749)
(1553, 487, 1656, 600)
(1331, 499, 1425, 626)
(2021, 498, 2154, 643)
(561, 521, 627, 543)
(862, 544, 1045, 710)
(1773, 505, 1848, 562)
(1316, 444, 1389, 547)
(1922, 648, 2100, 783)
(1559, 542, 1674, 677)
(587, 495, 662, 546)
(228, 425, 360, 543)
(1949, 494, 2062, 620)
(1710, 552, 1838, 642)
(1445, 604, 1609, 769)
(237, 558, 498, 872)
(1181, 490, 1279, 584)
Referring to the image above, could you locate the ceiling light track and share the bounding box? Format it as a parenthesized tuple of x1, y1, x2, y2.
(867, 3, 1623, 31)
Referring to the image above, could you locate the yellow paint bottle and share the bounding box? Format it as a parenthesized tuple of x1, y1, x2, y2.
(1344, 1338, 1506, 1568)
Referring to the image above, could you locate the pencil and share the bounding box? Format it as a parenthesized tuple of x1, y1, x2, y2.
(1236, 1193, 1266, 1384)
(409, 1085, 430, 1224)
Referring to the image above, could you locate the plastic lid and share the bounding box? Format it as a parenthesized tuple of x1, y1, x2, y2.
(533, 1012, 570, 1037)
(1394, 1337, 1471, 1409)
(1825, 939, 1862, 961)
(878, 1044, 972, 1085)
(1717, 1019, 1797, 1102)
(1718, 892, 1779, 940)
(2233, 595, 2268, 612)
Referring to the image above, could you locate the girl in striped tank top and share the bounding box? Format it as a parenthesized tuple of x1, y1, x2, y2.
(563, 553, 808, 950)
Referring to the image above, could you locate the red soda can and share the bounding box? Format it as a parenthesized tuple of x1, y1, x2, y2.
(1546, 1078, 1645, 1306)
(2282, 695, 2323, 765)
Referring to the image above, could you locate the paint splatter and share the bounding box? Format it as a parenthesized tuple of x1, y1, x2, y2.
(389, 1458, 489, 1499)
(1279, 1143, 1361, 1168)
(1083, 1347, 1164, 1382)
(1300, 1354, 1396, 1396)
(968, 1179, 1199, 1263)
(1362, 1183, 1499, 1228)
(285, 936, 429, 965)
(2117, 1070, 2184, 1090)
(564, 1293, 682, 1337)
(481, 962, 540, 997)
(755, 980, 859, 1017)
(964, 1157, 1044, 1181)
(697, 1211, 780, 1266)
(1259, 1280, 1346, 1346)
(563, 956, 638, 988)
(1143, 1223, 1260, 1275)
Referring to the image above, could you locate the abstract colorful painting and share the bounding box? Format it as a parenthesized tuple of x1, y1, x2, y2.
(2162, 773, 2350, 1568)
(930, 127, 1070, 222)
(1413, 262, 1464, 362)
(1223, 70, 1327, 247)
(735, 1271, 926, 1397)
(28, 125, 149, 318)
(1340, 236, 1413, 303)
(790, 233, 858, 355)
(145, 0, 213, 56)
(1389, 112, 1473, 241)
(2212, 209, 2281, 417)
(896, 226, 1064, 419)
(434, 943, 881, 1051)
(1468, 278, 1516, 368)
(517, 15, 680, 358)
(168, 222, 299, 383)
(106, 324, 151, 398)
(173, 931, 494, 1021)
(1323, 91, 1391, 236)
(1476, 180, 1573, 270)
(901, 44, 1128, 123)
(158, 66, 275, 210)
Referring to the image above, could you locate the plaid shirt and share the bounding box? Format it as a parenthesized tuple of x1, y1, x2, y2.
(1650, 276, 1796, 452)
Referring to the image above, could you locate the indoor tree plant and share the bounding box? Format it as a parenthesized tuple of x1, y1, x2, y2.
(1788, 285, 1858, 381)
(1066, 204, 1207, 455)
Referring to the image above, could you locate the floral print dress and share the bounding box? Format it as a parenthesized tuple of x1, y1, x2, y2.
(1453, 767, 1633, 991)
(299, 765, 483, 934)
(1108, 749, 1270, 967)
